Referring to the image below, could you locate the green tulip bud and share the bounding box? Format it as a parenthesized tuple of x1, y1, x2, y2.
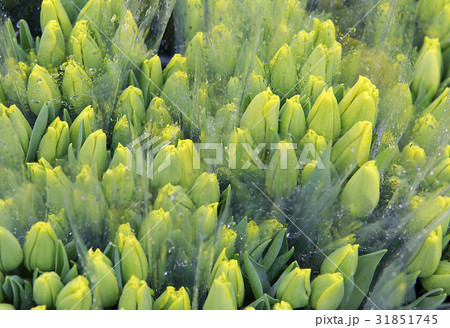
(408, 226, 442, 278)
(301, 44, 327, 83)
(69, 105, 94, 148)
(154, 183, 195, 220)
(37, 20, 66, 67)
(146, 97, 173, 136)
(163, 54, 187, 82)
(227, 127, 257, 171)
(78, 129, 108, 177)
(397, 142, 426, 169)
(185, 32, 206, 77)
(178, 0, 204, 42)
(150, 145, 182, 189)
(313, 18, 336, 48)
(138, 208, 171, 255)
(240, 88, 280, 144)
(118, 275, 154, 310)
(300, 75, 326, 105)
(86, 248, 119, 308)
(422, 88, 449, 121)
(27, 64, 61, 116)
(417, 0, 445, 28)
(116, 86, 146, 131)
(203, 273, 237, 310)
(0, 303, 15, 310)
(300, 160, 318, 185)
(411, 37, 443, 107)
(279, 95, 306, 143)
(340, 161, 380, 218)
(1, 61, 27, 107)
(266, 141, 299, 199)
(33, 272, 64, 308)
(298, 129, 329, 159)
(37, 117, 70, 164)
(138, 55, 164, 104)
(247, 72, 268, 100)
(0, 104, 32, 158)
(259, 219, 284, 241)
(321, 244, 359, 278)
(45, 166, 72, 213)
(310, 273, 344, 310)
(23, 221, 58, 271)
(421, 260, 450, 293)
(209, 258, 244, 307)
(427, 158, 450, 189)
(177, 139, 202, 189)
(68, 20, 103, 73)
(56, 276, 92, 310)
(216, 226, 237, 259)
(153, 286, 191, 310)
(115, 230, 148, 283)
(411, 114, 438, 150)
(227, 76, 242, 101)
(276, 267, 311, 309)
(331, 121, 372, 174)
(109, 143, 132, 169)
(269, 44, 297, 98)
(291, 30, 316, 70)
(47, 209, 70, 241)
(210, 0, 236, 31)
(160, 71, 191, 122)
(154, 124, 180, 148)
(40, 0, 72, 40)
(307, 88, 341, 142)
(111, 115, 131, 151)
(325, 42, 342, 84)
(113, 10, 146, 61)
(62, 60, 93, 115)
(190, 172, 220, 207)
(193, 203, 218, 240)
(272, 301, 293, 310)
(102, 163, 135, 208)
(208, 24, 237, 77)
(245, 220, 260, 253)
(0, 226, 23, 272)
(339, 76, 379, 134)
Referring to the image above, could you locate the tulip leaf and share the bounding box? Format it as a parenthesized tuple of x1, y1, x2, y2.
(77, 118, 86, 153)
(63, 109, 72, 126)
(128, 71, 140, 89)
(25, 103, 49, 163)
(247, 293, 279, 310)
(442, 233, 450, 252)
(250, 239, 272, 262)
(105, 243, 123, 292)
(20, 280, 33, 310)
(2, 275, 24, 309)
(47, 102, 56, 123)
(268, 261, 299, 297)
(267, 247, 295, 283)
(19, 20, 34, 51)
(342, 249, 387, 309)
(35, 37, 40, 52)
(244, 251, 270, 299)
(333, 84, 345, 103)
(261, 228, 286, 269)
(67, 144, 76, 166)
(401, 288, 446, 310)
(374, 145, 399, 177)
(235, 217, 248, 257)
(55, 240, 70, 280)
(62, 263, 79, 285)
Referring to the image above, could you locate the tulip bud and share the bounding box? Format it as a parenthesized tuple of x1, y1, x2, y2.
(269, 44, 297, 98)
(193, 202, 218, 240)
(115, 229, 148, 283)
(266, 141, 299, 199)
(47, 210, 70, 241)
(422, 88, 449, 121)
(421, 260, 450, 293)
(37, 20, 66, 67)
(138, 55, 163, 105)
(208, 24, 237, 77)
(279, 95, 306, 143)
(185, 32, 206, 77)
(78, 129, 108, 177)
(203, 273, 237, 310)
(62, 60, 93, 115)
(408, 226, 442, 278)
(411, 37, 443, 107)
(411, 114, 438, 150)
(321, 244, 359, 278)
(216, 226, 237, 259)
(146, 98, 172, 136)
(190, 172, 220, 207)
(179, 0, 204, 42)
(313, 19, 336, 48)
(40, 0, 72, 40)
(27, 64, 61, 116)
(0, 304, 15, 310)
(68, 20, 103, 73)
(111, 115, 131, 151)
(37, 118, 70, 164)
(301, 160, 320, 185)
(161, 71, 191, 122)
(69, 105, 94, 148)
(163, 54, 187, 82)
(276, 267, 311, 309)
(118, 275, 154, 310)
(0, 226, 23, 272)
(0, 104, 32, 157)
(150, 145, 181, 189)
(227, 128, 257, 171)
(102, 163, 135, 208)
(307, 88, 341, 142)
(331, 121, 372, 174)
(340, 161, 380, 218)
(240, 88, 280, 144)
(154, 183, 195, 220)
(176, 139, 201, 190)
(45, 166, 71, 213)
(244, 220, 260, 253)
(397, 142, 426, 169)
(86, 248, 119, 308)
(298, 129, 329, 158)
(326, 42, 342, 84)
(116, 86, 146, 132)
(272, 301, 293, 310)
(209, 259, 244, 307)
(417, 0, 445, 28)
(56, 276, 92, 310)
(310, 273, 344, 310)
(247, 72, 268, 100)
(300, 75, 326, 105)
(339, 76, 379, 134)
(291, 30, 316, 70)
(153, 286, 191, 310)
(113, 10, 146, 61)
(33, 272, 64, 308)
(109, 143, 132, 169)
(300, 44, 327, 84)
(259, 219, 284, 241)
(23, 221, 58, 271)
(139, 208, 171, 255)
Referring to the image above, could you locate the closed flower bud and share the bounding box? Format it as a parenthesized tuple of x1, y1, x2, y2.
(310, 273, 344, 310)
(265, 141, 299, 199)
(227, 128, 256, 171)
(68, 20, 103, 72)
(62, 60, 93, 115)
(321, 244, 359, 278)
(411, 37, 443, 107)
(116, 86, 146, 131)
(208, 24, 237, 77)
(86, 248, 119, 308)
(109, 143, 132, 169)
(56, 276, 92, 310)
(146, 97, 173, 135)
(179, 0, 204, 41)
(113, 10, 146, 61)
(0, 304, 15, 310)
(331, 121, 372, 174)
(421, 261, 450, 294)
(300, 160, 318, 185)
(69, 105, 94, 148)
(209, 259, 244, 307)
(269, 44, 297, 98)
(154, 183, 195, 219)
(300, 44, 327, 84)
(153, 286, 191, 310)
(0, 104, 32, 157)
(33, 272, 64, 308)
(0, 226, 23, 272)
(272, 301, 293, 310)
(259, 219, 284, 241)
(37, 117, 70, 164)
(298, 129, 329, 158)
(216, 226, 237, 259)
(111, 115, 131, 151)
(417, 0, 445, 28)
(307, 88, 341, 142)
(163, 54, 187, 82)
(118, 275, 154, 310)
(397, 142, 426, 169)
(161, 72, 191, 121)
(300, 75, 326, 105)
(78, 129, 108, 177)
(240, 88, 280, 144)
(411, 114, 438, 150)
(45, 166, 72, 212)
(37, 20, 66, 67)
(313, 18, 336, 48)
(407, 226, 442, 278)
(151, 145, 182, 189)
(190, 172, 220, 207)
(102, 163, 135, 208)
(138, 55, 163, 105)
(115, 230, 148, 283)
(276, 267, 311, 309)
(23, 221, 58, 271)
(279, 95, 306, 143)
(177, 139, 201, 190)
(291, 30, 316, 70)
(203, 273, 237, 310)
(27, 158, 52, 194)
(325, 42, 342, 84)
(193, 202, 218, 240)
(247, 72, 268, 99)
(340, 161, 380, 218)
(138, 209, 171, 255)
(185, 32, 206, 77)
(40, 0, 72, 40)
(245, 220, 260, 253)
(27, 64, 61, 116)
(339, 76, 379, 134)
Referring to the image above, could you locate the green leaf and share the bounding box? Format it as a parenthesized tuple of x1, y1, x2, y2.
(55, 240, 70, 279)
(243, 251, 270, 299)
(62, 263, 79, 285)
(333, 84, 345, 103)
(247, 293, 279, 310)
(374, 146, 399, 176)
(401, 288, 446, 310)
(63, 108, 72, 126)
(268, 261, 299, 297)
(25, 103, 49, 163)
(261, 228, 286, 269)
(20, 280, 33, 310)
(128, 71, 140, 89)
(77, 118, 86, 153)
(250, 239, 271, 262)
(267, 247, 295, 283)
(19, 20, 34, 51)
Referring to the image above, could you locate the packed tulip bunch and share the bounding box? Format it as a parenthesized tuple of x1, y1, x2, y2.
(0, 0, 449, 310)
